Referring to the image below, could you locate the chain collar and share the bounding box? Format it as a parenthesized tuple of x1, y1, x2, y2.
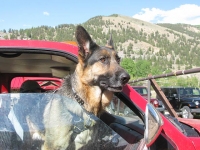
(73, 88, 84, 105)
(71, 75, 84, 105)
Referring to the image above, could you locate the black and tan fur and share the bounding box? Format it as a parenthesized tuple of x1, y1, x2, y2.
(27, 25, 130, 150)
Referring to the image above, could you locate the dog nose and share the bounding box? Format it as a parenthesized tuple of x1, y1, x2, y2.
(120, 72, 130, 85)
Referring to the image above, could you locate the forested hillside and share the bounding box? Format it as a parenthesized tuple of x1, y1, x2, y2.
(1, 14, 200, 80)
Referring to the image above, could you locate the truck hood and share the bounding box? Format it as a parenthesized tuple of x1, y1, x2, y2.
(178, 118, 200, 133)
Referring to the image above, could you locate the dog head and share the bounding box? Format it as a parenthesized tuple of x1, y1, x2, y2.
(75, 25, 130, 92)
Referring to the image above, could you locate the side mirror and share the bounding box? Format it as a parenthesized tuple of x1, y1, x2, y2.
(144, 103, 163, 146)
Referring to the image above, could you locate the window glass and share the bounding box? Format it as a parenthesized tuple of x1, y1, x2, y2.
(133, 87, 148, 95)
(162, 88, 168, 96)
(105, 95, 144, 123)
(193, 89, 200, 95)
(105, 95, 144, 147)
(0, 93, 132, 149)
(178, 88, 184, 95)
(142, 88, 148, 95)
(170, 89, 177, 96)
(178, 88, 200, 96)
(10, 77, 62, 93)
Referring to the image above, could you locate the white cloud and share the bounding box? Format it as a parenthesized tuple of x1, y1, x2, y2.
(133, 4, 200, 25)
(43, 11, 50, 16)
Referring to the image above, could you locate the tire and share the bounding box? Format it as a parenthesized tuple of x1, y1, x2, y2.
(181, 106, 193, 119)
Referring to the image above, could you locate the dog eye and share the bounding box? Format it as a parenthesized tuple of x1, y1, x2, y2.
(100, 57, 106, 63)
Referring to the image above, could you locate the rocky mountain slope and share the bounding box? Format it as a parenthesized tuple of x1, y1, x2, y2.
(1, 14, 200, 74)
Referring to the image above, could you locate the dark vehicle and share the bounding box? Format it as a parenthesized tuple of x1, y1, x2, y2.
(132, 86, 165, 113)
(159, 87, 200, 119)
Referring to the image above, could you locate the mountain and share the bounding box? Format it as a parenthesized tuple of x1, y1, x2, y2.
(1, 14, 200, 74)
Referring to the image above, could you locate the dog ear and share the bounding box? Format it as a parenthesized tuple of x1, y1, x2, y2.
(106, 34, 114, 49)
(75, 25, 98, 59)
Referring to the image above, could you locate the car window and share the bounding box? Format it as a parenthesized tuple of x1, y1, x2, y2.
(162, 88, 177, 97)
(105, 95, 144, 123)
(10, 77, 62, 93)
(178, 88, 184, 95)
(133, 87, 148, 95)
(162, 88, 168, 97)
(0, 93, 129, 149)
(178, 88, 200, 96)
(184, 88, 200, 96)
(192, 88, 200, 95)
(141, 88, 148, 95)
(170, 89, 177, 96)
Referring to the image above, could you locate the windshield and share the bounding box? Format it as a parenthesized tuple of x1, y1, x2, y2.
(178, 88, 200, 96)
(133, 87, 148, 95)
(0, 93, 130, 149)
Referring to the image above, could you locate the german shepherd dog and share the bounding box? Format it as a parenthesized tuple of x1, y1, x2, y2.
(26, 25, 130, 150)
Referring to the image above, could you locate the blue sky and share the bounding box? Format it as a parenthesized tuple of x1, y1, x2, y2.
(1, 0, 200, 31)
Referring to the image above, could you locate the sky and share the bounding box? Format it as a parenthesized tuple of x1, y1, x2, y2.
(1, 0, 200, 31)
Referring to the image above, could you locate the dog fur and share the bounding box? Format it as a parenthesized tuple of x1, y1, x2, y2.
(27, 25, 130, 150)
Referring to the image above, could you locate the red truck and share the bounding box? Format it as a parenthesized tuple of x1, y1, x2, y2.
(132, 86, 165, 113)
(0, 40, 200, 149)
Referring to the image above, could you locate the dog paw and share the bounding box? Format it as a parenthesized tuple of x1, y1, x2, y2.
(32, 132, 42, 140)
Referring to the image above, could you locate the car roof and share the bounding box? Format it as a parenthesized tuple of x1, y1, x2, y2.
(0, 40, 78, 77)
(0, 40, 78, 55)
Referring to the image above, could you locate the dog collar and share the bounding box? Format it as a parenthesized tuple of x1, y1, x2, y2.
(72, 87, 84, 105)
(71, 75, 85, 105)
